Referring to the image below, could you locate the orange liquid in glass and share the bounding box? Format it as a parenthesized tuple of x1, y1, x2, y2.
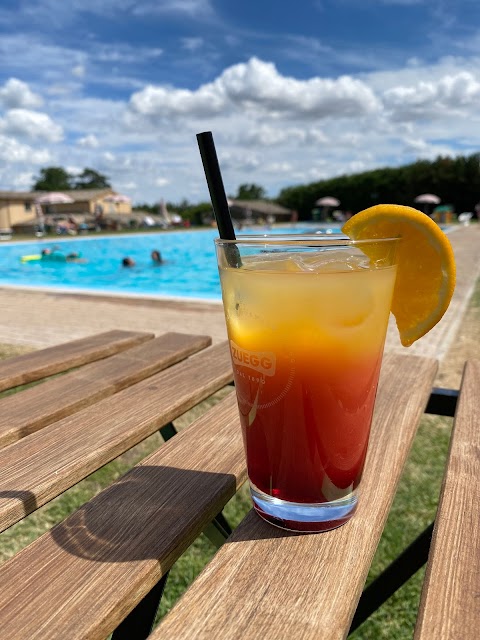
(219, 252, 396, 504)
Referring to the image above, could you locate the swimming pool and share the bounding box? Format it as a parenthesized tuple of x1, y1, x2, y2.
(0, 226, 342, 301)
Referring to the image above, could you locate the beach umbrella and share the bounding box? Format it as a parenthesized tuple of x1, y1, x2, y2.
(158, 199, 171, 224)
(34, 203, 45, 235)
(104, 194, 132, 203)
(315, 196, 341, 207)
(34, 192, 75, 222)
(35, 192, 75, 206)
(414, 194, 441, 205)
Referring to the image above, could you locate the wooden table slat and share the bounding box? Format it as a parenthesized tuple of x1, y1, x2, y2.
(0, 392, 245, 640)
(0, 330, 153, 392)
(414, 359, 480, 640)
(0, 332, 211, 449)
(0, 341, 233, 534)
(154, 353, 438, 640)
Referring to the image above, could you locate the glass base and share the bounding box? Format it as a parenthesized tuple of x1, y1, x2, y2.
(250, 484, 358, 533)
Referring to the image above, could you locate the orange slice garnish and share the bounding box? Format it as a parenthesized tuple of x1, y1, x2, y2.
(342, 204, 456, 347)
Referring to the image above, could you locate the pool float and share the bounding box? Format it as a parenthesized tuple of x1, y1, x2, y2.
(20, 251, 82, 263)
(20, 254, 42, 263)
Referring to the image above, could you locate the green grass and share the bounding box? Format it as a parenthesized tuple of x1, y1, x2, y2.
(350, 414, 452, 638)
(0, 344, 460, 637)
(470, 275, 480, 308)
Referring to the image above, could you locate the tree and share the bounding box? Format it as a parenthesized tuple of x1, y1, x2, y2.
(236, 183, 266, 200)
(73, 168, 111, 190)
(33, 166, 112, 191)
(33, 167, 72, 191)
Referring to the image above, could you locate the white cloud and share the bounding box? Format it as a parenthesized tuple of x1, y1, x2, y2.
(72, 64, 85, 78)
(129, 57, 380, 122)
(118, 181, 137, 190)
(132, 0, 215, 18)
(96, 45, 163, 64)
(242, 125, 307, 147)
(155, 177, 171, 187)
(0, 78, 43, 109)
(0, 109, 63, 142)
(10, 171, 36, 188)
(77, 134, 100, 148)
(402, 136, 457, 159)
(383, 71, 480, 120)
(263, 161, 293, 174)
(0, 134, 51, 164)
(129, 83, 227, 118)
(181, 37, 204, 52)
(102, 151, 116, 163)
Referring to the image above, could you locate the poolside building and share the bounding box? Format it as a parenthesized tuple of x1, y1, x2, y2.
(228, 199, 293, 224)
(0, 189, 133, 233)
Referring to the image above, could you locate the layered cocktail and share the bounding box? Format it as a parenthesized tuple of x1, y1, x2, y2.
(216, 236, 398, 532)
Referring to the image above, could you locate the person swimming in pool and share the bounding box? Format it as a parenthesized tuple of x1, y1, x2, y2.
(122, 257, 136, 267)
(41, 248, 87, 263)
(65, 252, 87, 263)
(151, 250, 164, 264)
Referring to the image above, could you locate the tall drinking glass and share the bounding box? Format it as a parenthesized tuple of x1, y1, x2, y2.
(215, 235, 399, 532)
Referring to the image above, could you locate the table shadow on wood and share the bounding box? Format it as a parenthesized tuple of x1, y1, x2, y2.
(50, 465, 237, 563)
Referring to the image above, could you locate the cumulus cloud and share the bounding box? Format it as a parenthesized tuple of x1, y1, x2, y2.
(129, 83, 226, 118)
(77, 133, 100, 148)
(0, 134, 51, 163)
(382, 71, 480, 120)
(128, 57, 380, 121)
(0, 109, 63, 142)
(0, 78, 43, 109)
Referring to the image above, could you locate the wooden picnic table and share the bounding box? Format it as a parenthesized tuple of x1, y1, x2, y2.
(0, 330, 477, 639)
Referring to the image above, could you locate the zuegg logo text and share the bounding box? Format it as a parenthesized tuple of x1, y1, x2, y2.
(230, 341, 276, 377)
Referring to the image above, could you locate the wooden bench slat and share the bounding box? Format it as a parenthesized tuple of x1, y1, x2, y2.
(0, 330, 153, 392)
(154, 353, 438, 640)
(0, 392, 245, 640)
(414, 359, 480, 639)
(0, 332, 211, 449)
(0, 341, 233, 534)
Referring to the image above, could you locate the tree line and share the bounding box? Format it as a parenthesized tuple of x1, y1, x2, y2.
(33, 167, 111, 191)
(277, 154, 480, 219)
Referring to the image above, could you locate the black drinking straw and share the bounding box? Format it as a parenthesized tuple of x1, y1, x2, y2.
(196, 131, 242, 268)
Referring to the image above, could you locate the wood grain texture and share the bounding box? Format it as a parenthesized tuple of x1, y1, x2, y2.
(154, 353, 438, 640)
(0, 392, 245, 640)
(0, 332, 211, 448)
(414, 359, 480, 640)
(0, 330, 153, 392)
(0, 341, 233, 533)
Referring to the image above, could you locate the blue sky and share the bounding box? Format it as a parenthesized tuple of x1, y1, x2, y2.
(0, 0, 479, 205)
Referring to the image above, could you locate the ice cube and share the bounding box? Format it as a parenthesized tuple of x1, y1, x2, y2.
(243, 253, 304, 272)
(291, 250, 370, 273)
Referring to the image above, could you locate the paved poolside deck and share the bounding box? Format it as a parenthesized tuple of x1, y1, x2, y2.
(0, 225, 478, 361)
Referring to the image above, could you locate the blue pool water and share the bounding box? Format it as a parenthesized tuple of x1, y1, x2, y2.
(0, 226, 341, 301)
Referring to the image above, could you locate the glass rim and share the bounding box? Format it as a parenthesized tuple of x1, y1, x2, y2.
(215, 234, 400, 246)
